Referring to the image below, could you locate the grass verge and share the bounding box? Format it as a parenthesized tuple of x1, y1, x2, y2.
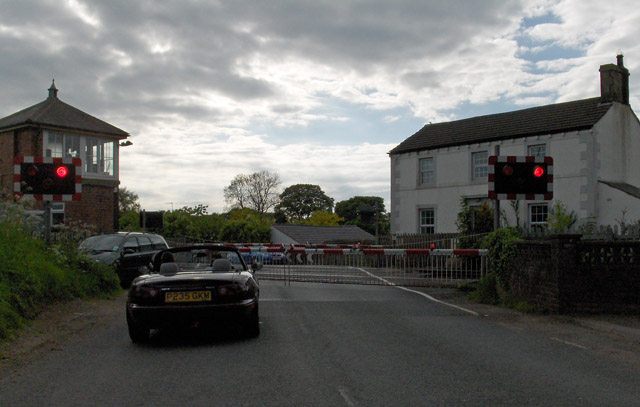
(0, 223, 120, 341)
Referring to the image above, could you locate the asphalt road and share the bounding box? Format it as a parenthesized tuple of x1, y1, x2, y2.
(1, 281, 639, 407)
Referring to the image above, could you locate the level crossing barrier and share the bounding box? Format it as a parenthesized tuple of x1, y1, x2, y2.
(236, 244, 488, 287)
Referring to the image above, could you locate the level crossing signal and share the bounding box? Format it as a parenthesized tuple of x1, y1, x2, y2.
(14, 156, 82, 200)
(488, 156, 553, 200)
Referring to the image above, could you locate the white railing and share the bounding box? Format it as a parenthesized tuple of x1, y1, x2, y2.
(240, 245, 488, 287)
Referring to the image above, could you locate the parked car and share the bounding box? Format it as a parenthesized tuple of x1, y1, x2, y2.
(79, 232, 169, 288)
(241, 251, 287, 266)
(126, 245, 261, 343)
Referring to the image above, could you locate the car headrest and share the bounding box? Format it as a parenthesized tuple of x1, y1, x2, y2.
(211, 258, 233, 272)
(159, 262, 180, 274)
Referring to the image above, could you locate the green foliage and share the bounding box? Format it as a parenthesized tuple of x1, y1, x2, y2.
(119, 186, 141, 213)
(275, 184, 334, 222)
(456, 198, 494, 248)
(467, 273, 500, 305)
(119, 210, 141, 231)
(217, 208, 272, 242)
(546, 201, 577, 232)
(482, 227, 521, 291)
(334, 196, 389, 235)
(298, 211, 344, 226)
(0, 222, 119, 341)
(456, 198, 494, 235)
(501, 295, 537, 313)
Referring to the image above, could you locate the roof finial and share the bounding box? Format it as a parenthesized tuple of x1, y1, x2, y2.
(48, 79, 58, 99)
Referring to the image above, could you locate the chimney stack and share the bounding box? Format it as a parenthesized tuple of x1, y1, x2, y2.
(600, 54, 630, 104)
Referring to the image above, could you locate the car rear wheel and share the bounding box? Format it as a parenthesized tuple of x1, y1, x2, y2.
(127, 311, 149, 343)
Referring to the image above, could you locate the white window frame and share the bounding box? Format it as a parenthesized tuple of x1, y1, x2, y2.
(43, 130, 118, 180)
(529, 203, 548, 229)
(472, 151, 489, 180)
(527, 144, 546, 158)
(51, 202, 65, 226)
(418, 207, 436, 234)
(418, 157, 435, 186)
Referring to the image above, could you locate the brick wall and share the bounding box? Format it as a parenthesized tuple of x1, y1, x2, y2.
(0, 131, 14, 195)
(65, 183, 118, 233)
(508, 236, 640, 314)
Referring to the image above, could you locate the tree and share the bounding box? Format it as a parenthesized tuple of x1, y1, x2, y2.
(299, 211, 344, 226)
(456, 198, 494, 247)
(224, 171, 281, 214)
(119, 187, 142, 231)
(218, 208, 272, 242)
(119, 187, 141, 213)
(335, 196, 389, 235)
(275, 184, 334, 222)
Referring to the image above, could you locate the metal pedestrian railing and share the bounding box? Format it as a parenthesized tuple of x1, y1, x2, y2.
(235, 244, 488, 287)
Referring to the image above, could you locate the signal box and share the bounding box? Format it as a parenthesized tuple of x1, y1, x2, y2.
(488, 156, 553, 200)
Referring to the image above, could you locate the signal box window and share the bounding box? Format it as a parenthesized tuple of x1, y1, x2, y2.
(529, 204, 548, 229)
(46, 132, 80, 158)
(86, 138, 115, 176)
(472, 151, 488, 180)
(44, 130, 117, 179)
(419, 157, 435, 185)
(419, 208, 435, 234)
(528, 144, 546, 158)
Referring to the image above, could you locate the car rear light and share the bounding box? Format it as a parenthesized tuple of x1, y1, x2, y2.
(133, 285, 160, 299)
(216, 284, 248, 297)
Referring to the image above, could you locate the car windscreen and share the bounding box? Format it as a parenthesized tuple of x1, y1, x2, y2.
(159, 249, 246, 272)
(79, 235, 124, 252)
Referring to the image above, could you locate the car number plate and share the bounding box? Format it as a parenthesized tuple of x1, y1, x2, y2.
(165, 291, 212, 303)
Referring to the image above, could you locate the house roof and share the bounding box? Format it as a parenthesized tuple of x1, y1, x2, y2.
(0, 83, 129, 139)
(389, 97, 612, 155)
(272, 224, 376, 244)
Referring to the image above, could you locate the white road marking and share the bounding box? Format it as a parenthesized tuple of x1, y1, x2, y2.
(338, 386, 356, 406)
(356, 267, 479, 316)
(550, 337, 588, 350)
(395, 286, 479, 316)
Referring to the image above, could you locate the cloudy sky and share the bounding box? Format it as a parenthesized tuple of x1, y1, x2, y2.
(1, 0, 638, 213)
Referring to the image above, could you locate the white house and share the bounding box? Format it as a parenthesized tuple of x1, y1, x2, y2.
(389, 56, 640, 234)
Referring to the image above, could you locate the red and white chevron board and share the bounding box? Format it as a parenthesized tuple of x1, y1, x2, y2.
(13, 156, 82, 201)
(488, 155, 553, 200)
(232, 245, 487, 256)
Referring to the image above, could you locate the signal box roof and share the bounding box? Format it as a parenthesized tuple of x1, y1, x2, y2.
(0, 81, 129, 139)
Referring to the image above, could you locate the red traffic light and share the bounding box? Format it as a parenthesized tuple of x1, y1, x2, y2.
(56, 165, 69, 178)
(502, 165, 514, 176)
(533, 165, 545, 178)
(26, 165, 38, 177)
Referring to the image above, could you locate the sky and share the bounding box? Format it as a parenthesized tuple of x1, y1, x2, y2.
(1, 0, 639, 213)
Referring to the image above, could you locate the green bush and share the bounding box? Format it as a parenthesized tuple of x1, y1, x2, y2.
(482, 227, 522, 291)
(0, 223, 119, 340)
(468, 273, 500, 305)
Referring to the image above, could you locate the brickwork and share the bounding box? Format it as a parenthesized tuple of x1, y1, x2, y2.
(0, 131, 14, 195)
(65, 184, 118, 233)
(508, 235, 640, 314)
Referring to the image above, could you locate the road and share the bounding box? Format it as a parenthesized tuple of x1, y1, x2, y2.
(1, 281, 639, 407)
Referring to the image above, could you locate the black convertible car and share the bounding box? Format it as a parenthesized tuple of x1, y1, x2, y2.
(126, 245, 261, 342)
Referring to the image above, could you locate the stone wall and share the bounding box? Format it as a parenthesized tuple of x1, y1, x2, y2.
(508, 235, 640, 314)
